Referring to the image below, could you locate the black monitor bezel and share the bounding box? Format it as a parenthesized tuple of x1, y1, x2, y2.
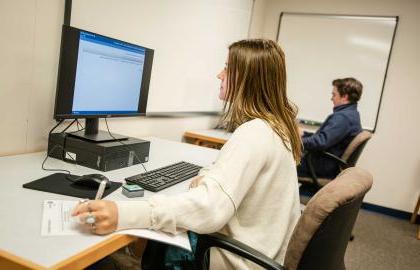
(54, 25, 154, 120)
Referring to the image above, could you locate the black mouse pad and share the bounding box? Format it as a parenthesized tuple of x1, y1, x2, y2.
(23, 173, 122, 199)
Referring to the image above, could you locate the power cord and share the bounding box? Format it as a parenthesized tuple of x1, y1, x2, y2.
(61, 119, 77, 133)
(41, 144, 73, 174)
(48, 119, 64, 137)
(76, 119, 85, 131)
(42, 120, 79, 174)
(104, 118, 148, 173)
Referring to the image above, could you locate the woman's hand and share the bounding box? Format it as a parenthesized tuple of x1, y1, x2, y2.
(72, 200, 118, 235)
(189, 175, 204, 189)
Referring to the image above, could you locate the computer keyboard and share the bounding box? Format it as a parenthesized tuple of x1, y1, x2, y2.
(125, 161, 202, 192)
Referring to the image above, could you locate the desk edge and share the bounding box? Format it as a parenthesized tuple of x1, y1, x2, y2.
(50, 234, 137, 270)
(0, 249, 45, 270)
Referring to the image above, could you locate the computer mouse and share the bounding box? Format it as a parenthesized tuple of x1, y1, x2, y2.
(73, 174, 111, 189)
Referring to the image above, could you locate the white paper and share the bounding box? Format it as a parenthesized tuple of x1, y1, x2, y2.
(41, 200, 191, 251)
(114, 229, 191, 251)
(41, 200, 85, 236)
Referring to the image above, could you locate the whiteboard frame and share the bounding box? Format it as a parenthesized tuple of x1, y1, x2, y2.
(277, 12, 399, 132)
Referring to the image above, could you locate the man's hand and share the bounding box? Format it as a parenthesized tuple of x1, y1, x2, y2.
(72, 200, 118, 235)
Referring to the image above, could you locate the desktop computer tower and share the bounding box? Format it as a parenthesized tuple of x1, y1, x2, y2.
(48, 133, 150, 171)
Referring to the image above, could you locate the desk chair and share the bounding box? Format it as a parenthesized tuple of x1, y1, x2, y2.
(299, 130, 372, 189)
(194, 167, 373, 270)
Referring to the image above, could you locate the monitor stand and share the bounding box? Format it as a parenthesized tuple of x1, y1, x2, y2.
(68, 118, 128, 143)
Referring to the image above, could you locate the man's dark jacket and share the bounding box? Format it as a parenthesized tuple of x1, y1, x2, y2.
(298, 103, 362, 178)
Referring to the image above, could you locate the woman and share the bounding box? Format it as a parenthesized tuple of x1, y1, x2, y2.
(73, 39, 302, 269)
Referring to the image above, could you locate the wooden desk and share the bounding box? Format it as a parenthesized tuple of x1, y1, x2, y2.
(0, 137, 219, 269)
(184, 129, 232, 149)
(183, 125, 318, 150)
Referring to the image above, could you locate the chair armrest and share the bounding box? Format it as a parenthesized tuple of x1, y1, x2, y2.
(321, 151, 349, 168)
(195, 233, 285, 270)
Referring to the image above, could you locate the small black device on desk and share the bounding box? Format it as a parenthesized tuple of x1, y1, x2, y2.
(125, 161, 202, 192)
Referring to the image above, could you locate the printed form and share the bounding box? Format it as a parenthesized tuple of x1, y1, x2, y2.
(41, 200, 82, 236)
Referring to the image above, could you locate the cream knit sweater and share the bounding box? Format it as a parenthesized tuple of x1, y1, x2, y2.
(116, 119, 301, 269)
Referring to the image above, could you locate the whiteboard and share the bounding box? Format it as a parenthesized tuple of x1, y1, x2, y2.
(70, 0, 253, 113)
(277, 13, 397, 131)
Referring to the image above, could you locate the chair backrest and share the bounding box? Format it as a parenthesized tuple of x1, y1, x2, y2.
(341, 131, 372, 167)
(284, 167, 373, 270)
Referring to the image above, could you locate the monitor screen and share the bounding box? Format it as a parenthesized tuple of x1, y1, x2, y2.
(54, 25, 154, 119)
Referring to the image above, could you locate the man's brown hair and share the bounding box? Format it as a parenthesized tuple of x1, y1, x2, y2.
(332, 77, 363, 103)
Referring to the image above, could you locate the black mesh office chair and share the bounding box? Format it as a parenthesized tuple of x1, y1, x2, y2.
(299, 130, 372, 189)
(194, 167, 373, 270)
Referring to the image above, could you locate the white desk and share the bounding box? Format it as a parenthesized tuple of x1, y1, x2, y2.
(0, 137, 219, 269)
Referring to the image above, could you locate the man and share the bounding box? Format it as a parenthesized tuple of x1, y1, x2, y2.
(298, 77, 363, 179)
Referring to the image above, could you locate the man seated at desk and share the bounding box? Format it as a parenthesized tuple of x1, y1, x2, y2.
(297, 77, 363, 179)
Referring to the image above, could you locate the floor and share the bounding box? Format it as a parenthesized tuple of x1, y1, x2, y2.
(345, 209, 420, 270)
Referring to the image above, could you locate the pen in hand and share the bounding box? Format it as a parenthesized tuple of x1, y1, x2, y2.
(95, 180, 107, 200)
(72, 180, 106, 220)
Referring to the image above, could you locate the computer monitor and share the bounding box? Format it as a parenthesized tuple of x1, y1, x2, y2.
(54, 25, 154, 142)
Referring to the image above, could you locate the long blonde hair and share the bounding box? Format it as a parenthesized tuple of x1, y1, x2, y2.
(222, 39, 302, 163)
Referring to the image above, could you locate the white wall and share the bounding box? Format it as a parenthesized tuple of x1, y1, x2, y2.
(251, 0, 420, 212)
(0, 0, 219, 157)
(70, 0, 252, 113)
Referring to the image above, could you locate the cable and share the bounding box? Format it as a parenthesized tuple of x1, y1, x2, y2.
(42, 120, 79, 174)
(61, 119, 77, 133)
(76, 119, 85, 131)
(49, 119, 64, 137)
(41, 144, 73, 174)
(104, 118, 148, 173)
